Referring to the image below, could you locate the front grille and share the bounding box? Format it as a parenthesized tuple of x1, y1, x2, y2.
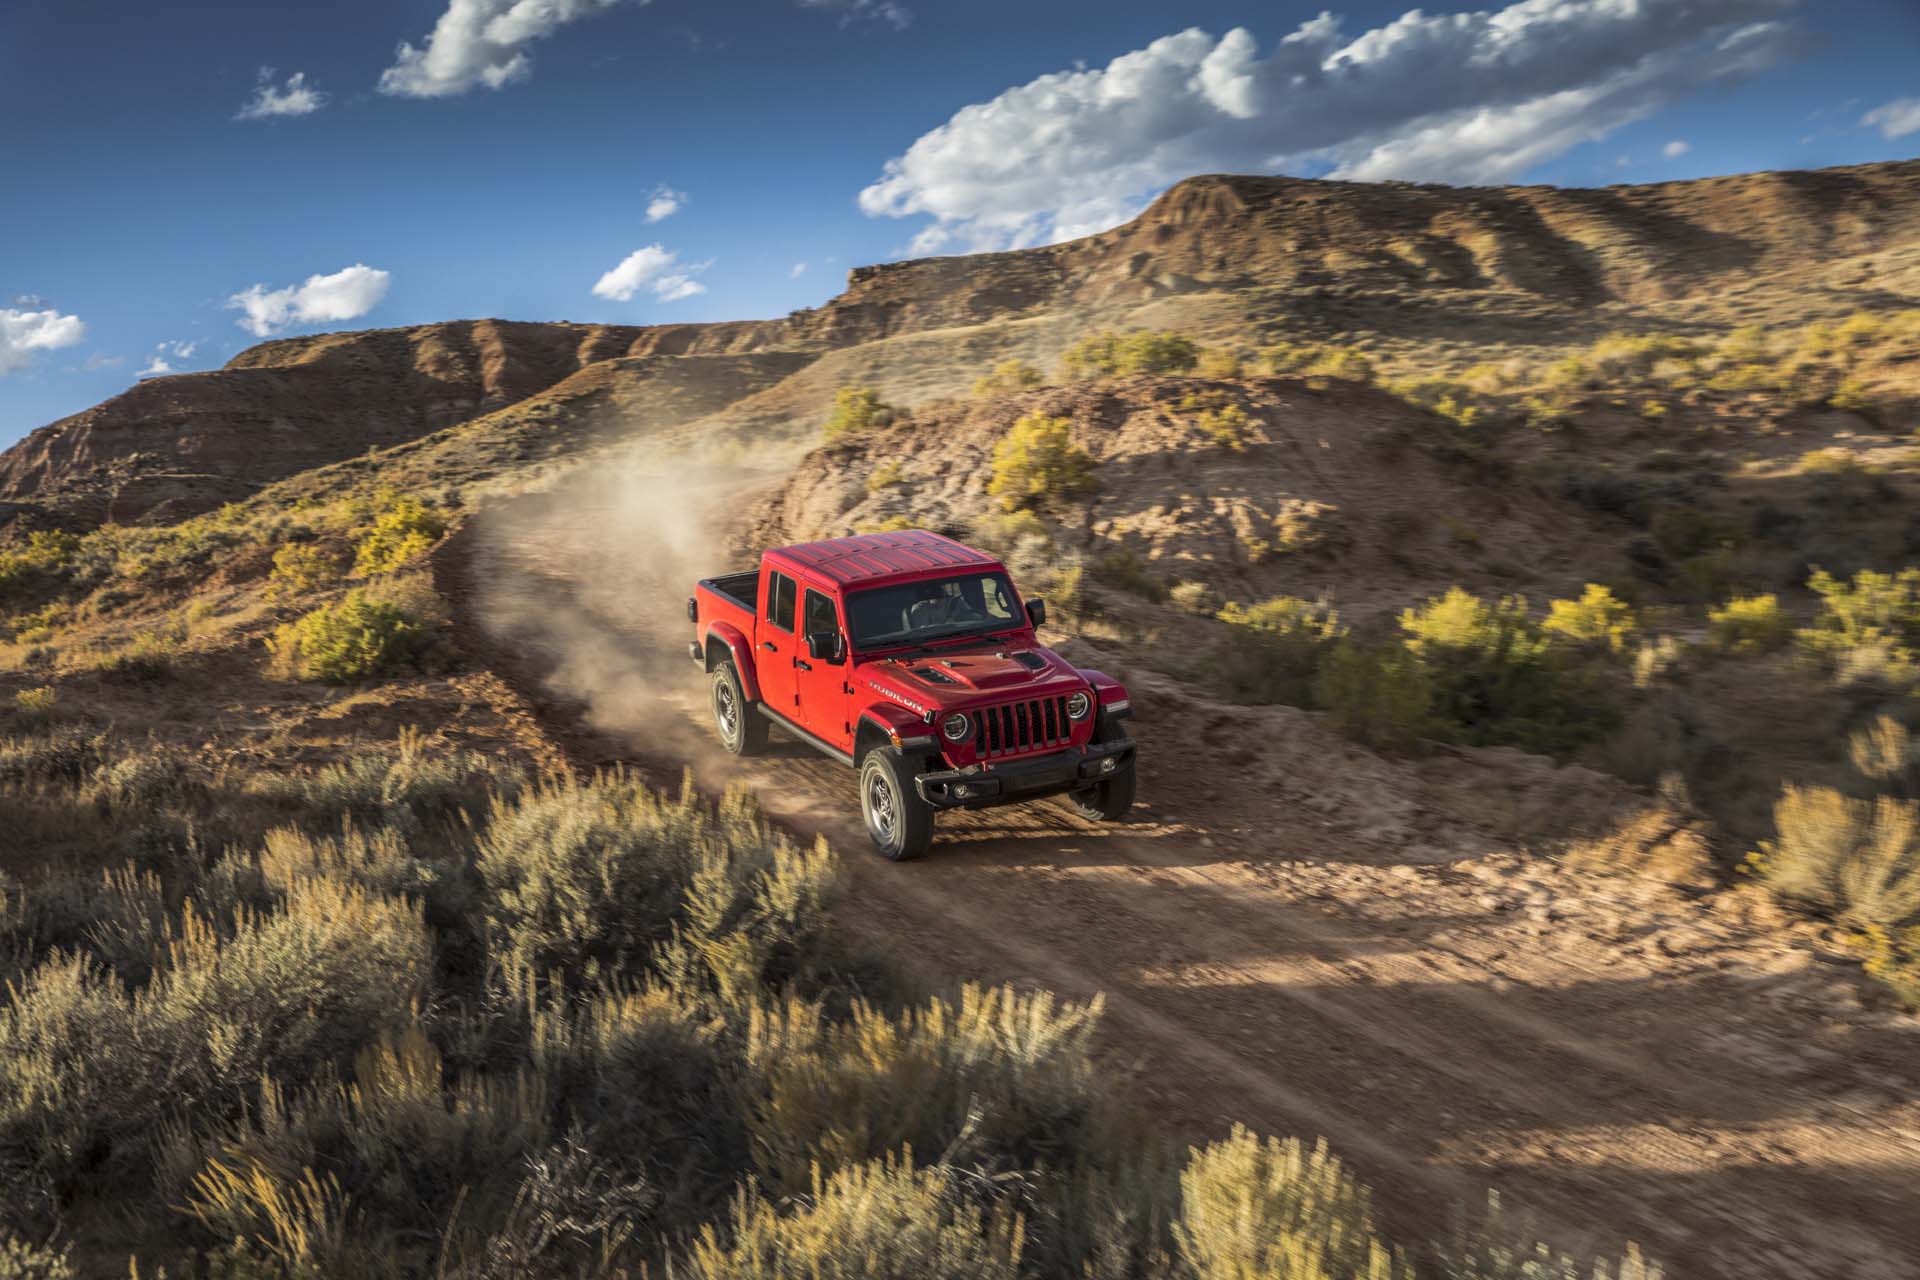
(974, 694, 1073, 757)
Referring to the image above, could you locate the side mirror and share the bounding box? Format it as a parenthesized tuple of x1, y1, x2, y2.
(807, 630, 845, 662)
(1024, 598, 1047, 629)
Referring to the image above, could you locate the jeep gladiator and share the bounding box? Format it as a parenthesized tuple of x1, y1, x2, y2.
(688, 529, 1136, 859)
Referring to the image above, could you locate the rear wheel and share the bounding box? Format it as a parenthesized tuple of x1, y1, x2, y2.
(710, 660, 767, 756)
(860, 747, 933, 861)
(1068, 757, 1136, 822)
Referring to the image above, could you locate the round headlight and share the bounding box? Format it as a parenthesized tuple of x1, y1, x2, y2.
(1066, 691, 1092, 721)
(940, 712, 971, 742)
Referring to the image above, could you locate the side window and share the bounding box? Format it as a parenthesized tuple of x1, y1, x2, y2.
(803, 588, 838, 639)
(766, 571, 796, 632)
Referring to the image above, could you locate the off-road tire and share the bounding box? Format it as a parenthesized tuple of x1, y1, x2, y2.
(859, 747, 934, 861)
(1069, 756, 1136, 822)
(710, 660, 767, 756)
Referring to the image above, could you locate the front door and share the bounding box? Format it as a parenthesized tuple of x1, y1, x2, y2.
(757, 568, 799, 719)
(796, 585, 852, 753)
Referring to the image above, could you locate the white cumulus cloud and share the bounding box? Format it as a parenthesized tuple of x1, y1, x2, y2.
(1, 308, 87, 376)
(790, 262, 808, 278)
(138, 340, 201, 378)
(859, 1, 1800, 252)
(797, 0, 911, 29)
(237, 67, 327, 120)
(227, 265, 392, 337)
(1663, 139, 1692, 158)
(1863, 97, 1920, 140)
(380, 0, 647, 98)
(646, 186, 685, 223)
(591, 244, 709, 302)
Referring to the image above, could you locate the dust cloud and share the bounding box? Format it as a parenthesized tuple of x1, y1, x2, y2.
(468, 440, 802, 752)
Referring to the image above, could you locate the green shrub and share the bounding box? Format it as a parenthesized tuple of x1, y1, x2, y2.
(0, 533, 81, 597)
(1059, 331, 1200, 379)
(1193, 403, 1251, 450)
(1708, 594, 1789, 655)
(1093, 550, 1167, 602)
(743, 984, 1107, 1195)
(353, 497, 445, 576)
(1305, 349, 1376, 383)
(1399, 588, 1614, 754)
(971, 359, 1044, 398)
(270, 590, 429, 682)
(1542, 585, 1636, 653)
(1853, 924, 1920, 1011)
(1209, 596, 1344, 707)
(1759, 785, 1920, 928)
(1196, 348, 1244, 379)
(1798, 568, 1920, 674)
(1174, 1125, 1411, 1280)
(10, 686, 57, 721)
(252, 732, 516, 836)
(1314, 641, 1434, 751)
(479, 779, 838, 1000)
(685, 1155, 1024, 1280)
(824, 387, 899, 440)
(987, 413, 1095, 512)
(268, 542, 345, 598)
(866, 460, 904, 491)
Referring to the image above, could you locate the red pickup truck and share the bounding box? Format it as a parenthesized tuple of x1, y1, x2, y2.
(688, 529, 1136, 859)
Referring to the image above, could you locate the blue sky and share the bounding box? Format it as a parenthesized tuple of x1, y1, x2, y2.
(2, 0, 1917, 447)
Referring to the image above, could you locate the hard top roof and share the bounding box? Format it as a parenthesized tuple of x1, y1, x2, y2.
(769, 529, 1003, 588)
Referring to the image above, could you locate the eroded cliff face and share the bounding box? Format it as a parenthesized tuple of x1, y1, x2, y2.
(8, 159, 1919, 527)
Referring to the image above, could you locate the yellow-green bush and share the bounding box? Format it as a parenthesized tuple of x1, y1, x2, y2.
(1059, 330, 1201, 379)
(0, 532, 81, 596)
(1797, 568, 1920, 674)
(988, 413, 1095, 511)
(1208, 596, 1344, 707)
(866, 459, 904, 491)
(1759, 785, 1920, 928)
(352, 496, 445, 576)
(971, 359, 1044, 398)
(824, 386, 899, 440)
(1708, 594, 1790, 655)
(1400, 588, 1617, 754)
(1543, 584, 1636, 653)
(1436, 1191, 1664, 1280)
(1313, 640, 1434, 751)
(1174, 1125, 1410, 1280)
(685, 1155, 1024, 1280)
(10, 686, 57, 721)
(1196, 348, 1244, 379)
(268, 542, 345, 598)
(269, 590, 429, 682)
(1194, 403, 1251, 450)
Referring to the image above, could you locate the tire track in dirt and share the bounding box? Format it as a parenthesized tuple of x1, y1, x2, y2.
(435, 492, 1920, 1280)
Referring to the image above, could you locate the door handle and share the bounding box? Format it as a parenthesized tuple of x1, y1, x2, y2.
(794, 658, 813, 672)
(761, 641, 777, 652)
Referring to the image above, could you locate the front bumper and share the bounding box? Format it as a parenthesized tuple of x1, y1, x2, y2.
(913, 737, 1136, 809)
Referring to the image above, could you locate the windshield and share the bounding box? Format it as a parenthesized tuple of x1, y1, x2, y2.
(846, 571, 1022, 649)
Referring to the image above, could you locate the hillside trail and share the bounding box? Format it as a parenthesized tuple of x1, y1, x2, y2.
(436, 460, 1920, 1280)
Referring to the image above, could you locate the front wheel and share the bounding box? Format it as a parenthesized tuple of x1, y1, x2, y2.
(859, 747, 934, 861)
(1068, 757, 1136, 822)
(710, 661, 768, 756)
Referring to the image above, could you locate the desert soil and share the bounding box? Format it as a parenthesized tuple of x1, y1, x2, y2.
(435, 468, 1920, 1280)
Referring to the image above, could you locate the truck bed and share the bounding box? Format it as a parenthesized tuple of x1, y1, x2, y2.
(701, 569, 758, 612)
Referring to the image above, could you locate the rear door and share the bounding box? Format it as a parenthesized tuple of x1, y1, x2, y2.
(757, 566, 799, 719)
(795, 583, 852, 752)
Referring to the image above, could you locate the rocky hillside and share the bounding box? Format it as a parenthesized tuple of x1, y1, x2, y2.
(6, 159, 1919, 528)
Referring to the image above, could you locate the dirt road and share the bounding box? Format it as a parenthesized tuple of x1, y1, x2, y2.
(438, 472, 1920, 1280)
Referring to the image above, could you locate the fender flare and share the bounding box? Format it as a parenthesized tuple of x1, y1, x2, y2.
(854, 702, 938, 762)
(704, 621, 762, 702)
(1075, 667, 1132, 726)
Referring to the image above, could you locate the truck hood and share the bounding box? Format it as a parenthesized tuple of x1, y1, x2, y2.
(860, 644, 1080, 700)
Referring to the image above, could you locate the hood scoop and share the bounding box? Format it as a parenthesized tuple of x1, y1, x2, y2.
(915, 651, 1050, 691)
